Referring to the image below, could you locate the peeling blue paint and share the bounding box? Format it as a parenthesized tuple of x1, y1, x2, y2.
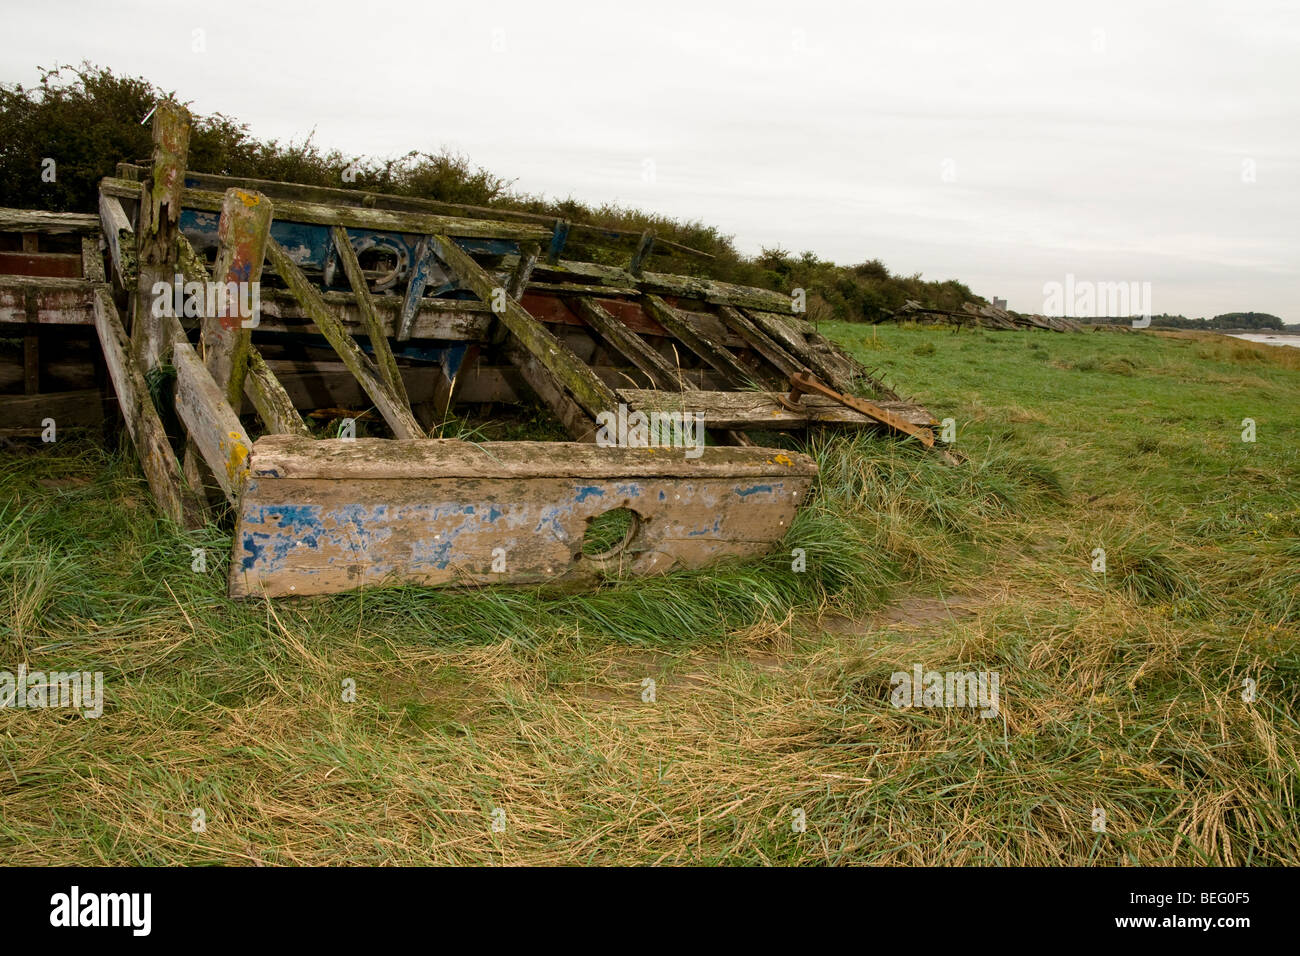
(735, 483, 775, 497)
(574, 485, 605, 503)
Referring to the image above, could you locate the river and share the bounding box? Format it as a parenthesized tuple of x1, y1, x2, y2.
(1225, 333, 1300, 349)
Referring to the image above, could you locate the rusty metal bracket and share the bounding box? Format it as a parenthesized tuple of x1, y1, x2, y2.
(782, 369, 936, 447)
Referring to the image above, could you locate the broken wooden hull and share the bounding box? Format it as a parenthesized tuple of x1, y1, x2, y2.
(232, 437, 816, 597)
(3, 102, 952, 599)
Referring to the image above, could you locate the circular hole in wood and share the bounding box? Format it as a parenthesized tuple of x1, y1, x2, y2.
(581, 507, 640, 561)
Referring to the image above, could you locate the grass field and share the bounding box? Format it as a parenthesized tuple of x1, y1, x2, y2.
(1, 326, 1296, 865)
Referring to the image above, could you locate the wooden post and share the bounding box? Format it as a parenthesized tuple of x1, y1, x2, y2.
(178, 233, 308, 438)
(134, 100, 190, 372)
(202, 188, 273, 408)
(629, 230, 655, 277)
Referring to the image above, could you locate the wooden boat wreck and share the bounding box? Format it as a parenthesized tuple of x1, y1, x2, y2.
(1, 103, 946, 598)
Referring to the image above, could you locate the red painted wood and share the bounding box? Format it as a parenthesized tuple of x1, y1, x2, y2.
(0, 252, 82, 278)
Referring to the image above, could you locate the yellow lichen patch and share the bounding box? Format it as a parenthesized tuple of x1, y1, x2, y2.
(772, 453, 794, 467)
(223, 432, 252, 486)
(234, 189, 261, 208)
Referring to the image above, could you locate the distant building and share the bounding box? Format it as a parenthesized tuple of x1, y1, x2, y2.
(992, 297, 1008, 311)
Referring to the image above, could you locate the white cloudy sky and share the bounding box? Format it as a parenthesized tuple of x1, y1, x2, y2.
(3, 0, 1297, 319)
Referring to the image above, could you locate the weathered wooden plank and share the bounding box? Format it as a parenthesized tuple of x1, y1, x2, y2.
(265, 238, 424, 439)
(231, 464, 812, 598)
(236, 361, 708, 415)
(786, 371, 935, 446)
(246, 349, 312, 437)
(617, 389, 936, 430)
(507, 241, 541, 301)
(330, 224, 409, 407)
(203, 188, 273, 408)
(0, 209, 99, 233)
(0, 278, 95, 325)
(429, 234, 618, 419)
(628, 230, 655, 277)
(744, 309, 854, 392)
(102, 178, 551, 241)
(0, 252, 82, 278)
(172, 338, 254, 503)
(503, 341, 599, 442)
(98, 192, 135, 288)
(91, 285, 207, 527)
(640, 294, 758, 387)
(123, 166, 713, 259)
(256, 288, 492, 341)
(249, 434, 817, 480)
(0, 388, 112, 430)
(546, 219, 570, 264)
(232, 436, 815, 597)
(715, 304, 804, 380)
(80, 235, 106, 284)
(522, 259, 793, 312)
(571, 297, 684, 390)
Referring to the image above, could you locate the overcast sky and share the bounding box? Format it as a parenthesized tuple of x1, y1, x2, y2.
(4, 0, 1296, 320)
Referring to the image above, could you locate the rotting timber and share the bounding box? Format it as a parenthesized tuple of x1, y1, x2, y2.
(0, 103, 951, 599)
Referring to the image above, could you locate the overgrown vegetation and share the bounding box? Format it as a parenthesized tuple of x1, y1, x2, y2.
(2, 327, 1295, 864)
(0, 62, 976, 319)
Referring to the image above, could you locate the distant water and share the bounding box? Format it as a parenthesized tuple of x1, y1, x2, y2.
(1226, 333, 1300, 349)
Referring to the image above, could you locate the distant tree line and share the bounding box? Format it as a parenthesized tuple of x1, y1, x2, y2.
(1091, 313, 1286, 330)
(0, 63, 978, 321)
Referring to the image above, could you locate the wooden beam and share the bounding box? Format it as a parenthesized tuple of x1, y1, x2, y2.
(571, 297, 684, 390)
(546, 219, 570, 264)
(617, 388, 935, 430)
(172, 338, 254, 503)
(265, 238, 424, 438)
(640, 294, 757, 387)
(786, 371, 935, 446)
(115, 166, 715, 260)
(330, 225, 410, 408)
(491, 241, 541, 346)
(0, 209, 99, 233)
(396, 236, 439, 342)
(628, 230, 655, 277)
(245, 349, 313, 437)
(506, 241, 540, 301)
(714, 305, 804, 380)
(177, 232, 310, 439)
(91, 285, 207, 527)
(502, 342, 599, 442)
(203, 188, 273, 408)
(743, 309, 855, 392)
(133, 101, 190, 373)
(101, 178, 550, 241)
(0, 389, 113, 432)
(428, 235, 618, 419)
(98, 192, 135, 289)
